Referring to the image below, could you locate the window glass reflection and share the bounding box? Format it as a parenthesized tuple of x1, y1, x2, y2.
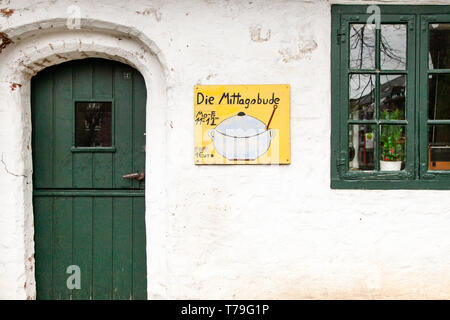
(429, 125, 450, 170)
(429, 74, 450, 120)
(350, 24, 376, 70)
(349, 74, 375, 120)
(429, 24, 450, 69)
(380, 75, 406, 120)
(75, 102, 112, 147)
(380, 125, 405, 171)
(349, 124, 376, 171)
(381, 24, 407, 70)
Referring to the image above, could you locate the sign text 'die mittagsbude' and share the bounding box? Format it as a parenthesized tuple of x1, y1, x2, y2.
(194, 85, 290, 165)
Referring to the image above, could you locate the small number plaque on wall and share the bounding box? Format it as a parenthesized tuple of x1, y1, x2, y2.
(194, 85, 290, 165)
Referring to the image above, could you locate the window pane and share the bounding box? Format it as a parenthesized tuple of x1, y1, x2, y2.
(429, 74, 450, 120)
(349, 124, 376, 171)
(380, 125, 405, 171)
(380, 75, 406, 120)
(381, 24, 407, 70)
(429, 125, 450, 170)
(429, 23, 450, 69)
(350, 24, 376, 70)
(349, 74, 375, 120)
(75, 102, 112, 147)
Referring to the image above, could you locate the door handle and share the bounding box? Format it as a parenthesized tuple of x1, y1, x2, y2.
(122, 171, 145, 181)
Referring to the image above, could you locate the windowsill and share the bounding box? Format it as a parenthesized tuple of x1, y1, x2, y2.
(332, 179, 450, 190)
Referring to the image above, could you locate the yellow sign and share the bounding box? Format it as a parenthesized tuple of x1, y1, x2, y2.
(194, 84, 290, 164)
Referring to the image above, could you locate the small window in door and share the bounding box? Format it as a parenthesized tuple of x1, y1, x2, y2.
(75, 102, 112, 147)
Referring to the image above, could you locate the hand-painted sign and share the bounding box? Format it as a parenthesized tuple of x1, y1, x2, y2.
(194, 84, 290, 164)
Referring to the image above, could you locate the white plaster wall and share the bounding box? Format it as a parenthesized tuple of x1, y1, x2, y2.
(1, 0, 450, 300)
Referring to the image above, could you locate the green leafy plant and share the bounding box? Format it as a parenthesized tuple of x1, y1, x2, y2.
(380, 109, 405, 162)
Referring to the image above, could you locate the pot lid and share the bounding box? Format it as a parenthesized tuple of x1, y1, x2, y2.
(215, 112, 266, 137)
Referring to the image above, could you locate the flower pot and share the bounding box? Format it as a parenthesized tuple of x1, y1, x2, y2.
(380, 160, 402, 171)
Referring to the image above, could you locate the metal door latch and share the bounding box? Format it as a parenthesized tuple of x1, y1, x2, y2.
(122, 171, 145, 181)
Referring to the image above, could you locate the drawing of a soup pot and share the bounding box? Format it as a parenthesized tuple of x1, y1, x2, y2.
(208, 112, 275, 160)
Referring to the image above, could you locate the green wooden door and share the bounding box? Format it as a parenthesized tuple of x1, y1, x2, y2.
(32, 58, 147, 300)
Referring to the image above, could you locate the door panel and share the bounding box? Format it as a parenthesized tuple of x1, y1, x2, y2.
(52, 196, 73, 300)
(33, 197, 53, 299)
(72, 197, 93, 300)
(32, 59, 147, 300)
(34, 195, 147, 300)
(53, 66, 73, 188)
(32, 59, 145, 190)
(92, 197, 113, 300)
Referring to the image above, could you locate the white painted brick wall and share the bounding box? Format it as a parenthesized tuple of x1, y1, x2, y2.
(0, 0, 450, 299)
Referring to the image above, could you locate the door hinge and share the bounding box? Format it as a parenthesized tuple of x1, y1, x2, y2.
(337, 27, 346, 45)
(336, 156, 347, 176)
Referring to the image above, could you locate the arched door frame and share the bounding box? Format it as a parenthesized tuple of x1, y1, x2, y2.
(0, 20, 169, 299)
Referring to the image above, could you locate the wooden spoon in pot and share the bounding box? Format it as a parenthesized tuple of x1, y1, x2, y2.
(266, 104, 278, 130)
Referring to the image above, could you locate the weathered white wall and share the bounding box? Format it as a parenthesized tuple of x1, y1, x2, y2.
(1, 0, 450, 300)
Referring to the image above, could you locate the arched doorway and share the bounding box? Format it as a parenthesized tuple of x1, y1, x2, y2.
(32, 58, 147, 299)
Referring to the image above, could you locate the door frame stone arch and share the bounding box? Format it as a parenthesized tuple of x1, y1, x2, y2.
(0, 19, 169, 299)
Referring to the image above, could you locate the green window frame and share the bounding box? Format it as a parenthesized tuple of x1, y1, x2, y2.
(332, 5, 450, 189)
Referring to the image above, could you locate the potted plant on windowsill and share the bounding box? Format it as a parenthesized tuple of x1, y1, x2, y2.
(380, 109, 405, 171)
